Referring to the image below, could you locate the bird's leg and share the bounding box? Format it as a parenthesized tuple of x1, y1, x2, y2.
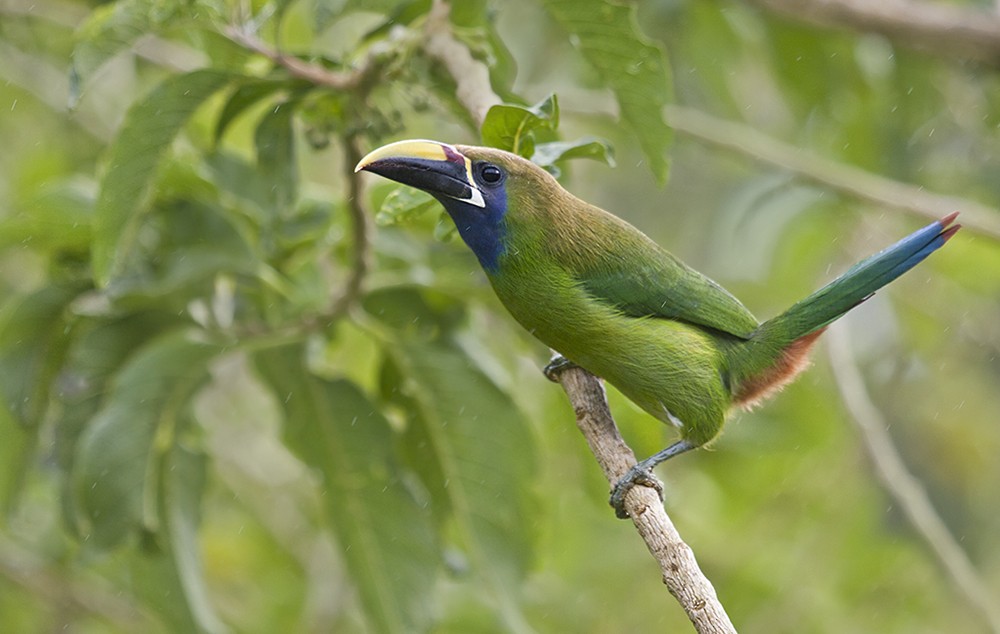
(610, 439, 697, 519)
(543, 353, 578, 382)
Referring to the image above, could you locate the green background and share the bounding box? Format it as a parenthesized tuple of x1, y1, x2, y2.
(1, 0, 998, 632)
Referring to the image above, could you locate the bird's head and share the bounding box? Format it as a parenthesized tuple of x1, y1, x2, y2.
(356, 139, 559, 272)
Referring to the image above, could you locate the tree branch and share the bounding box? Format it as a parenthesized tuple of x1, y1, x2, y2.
(327, 136, 373, 319)
(422, 0, 503, 123)
(0, 535, 152, 630)
(223, 25, 381, 91)
(745, 0, 1000, 67)
(826, 324, 1000, 634)
(665, 105, 1000, 240)
(552, 366, 737, 634)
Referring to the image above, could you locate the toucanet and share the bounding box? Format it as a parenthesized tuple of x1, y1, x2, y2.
(355, 139, 960, 518)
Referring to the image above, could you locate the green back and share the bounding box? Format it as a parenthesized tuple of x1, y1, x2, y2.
(551, 209, 760, 339)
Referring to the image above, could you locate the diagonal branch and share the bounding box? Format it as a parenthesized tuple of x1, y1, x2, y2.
(826, 324, 1000, 634)
(422, 0, 502, 124)
(665, 105, 1000, 240)
(745, 0, 1000, 67)
(552, 366, 737, 634)
(223, 25, 379, 91)
(327, 135, 373, 319)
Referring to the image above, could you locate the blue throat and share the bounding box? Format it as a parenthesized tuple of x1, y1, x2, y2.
(437, 188, 508, 272)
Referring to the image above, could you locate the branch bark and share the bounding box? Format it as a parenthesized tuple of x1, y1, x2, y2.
(224, 26, 379, 91)
(327, 136, 373, 319)
(422, 0, 502, 122)
(745, 0, 1000, 67)
(552, 366, 737, 634)
(665, 105, 1000, 240)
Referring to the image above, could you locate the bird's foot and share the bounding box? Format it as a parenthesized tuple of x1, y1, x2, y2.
(609, 465, 664, 519)
(543, 354, 577, 382)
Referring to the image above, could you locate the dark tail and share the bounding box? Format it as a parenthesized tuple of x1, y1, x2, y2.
(731, 212, 960, 407)
(762, 212, 959, 343)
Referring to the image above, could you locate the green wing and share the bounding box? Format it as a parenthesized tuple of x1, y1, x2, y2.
(568, 220, 759, 339)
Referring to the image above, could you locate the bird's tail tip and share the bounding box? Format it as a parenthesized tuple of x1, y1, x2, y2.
(939, 211, 961, 243)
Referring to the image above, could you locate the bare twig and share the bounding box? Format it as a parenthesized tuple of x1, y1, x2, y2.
(745, 0, 1000, 67)
(665, 105, 1000, 240)
(422, 0, 502, 125)
(552, 366, 737, 634)
(826, 324, 1000, 634)
(223, 26, 379, 91)
(328, 136, 373, 318)
(0, 535, 152, 630)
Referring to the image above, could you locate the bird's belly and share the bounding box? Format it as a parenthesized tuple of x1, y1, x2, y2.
(492, 279, 731, 445)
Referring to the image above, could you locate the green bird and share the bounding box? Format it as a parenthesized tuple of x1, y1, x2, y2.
(355, 139, 960, 518)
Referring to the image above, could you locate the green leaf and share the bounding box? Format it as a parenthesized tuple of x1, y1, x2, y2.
(541, 0, 673, 182)
(124, 443, 224, 633)
(531, 137, 616, 169)
(480, 94, 559, 157)
(0, 285, 82, 428)
(150, 443, 227, 634)
(483, 25, 519, 101)
(359, 0, 433, 41)
(215, 78, 303, 144)
(362, 285, 465, 337)
(0, 405, 34, 521)
(374, 186, 437, 227)
(446, 1, 519, 100)
(388, 340, 537, 630)
(432, 212, 458, 242)
(71, 330, 221, 548)
(1, 179, 94, 252)
(254, 345, 438, 634)
(92, 69, 233, 287)
(53, 312, 183, 536)
(255, 102, 299, 214)
(70, 0, 179, 102)
(204, 152, 283, 223)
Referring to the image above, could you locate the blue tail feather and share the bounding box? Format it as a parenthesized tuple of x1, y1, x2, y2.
(759, 213, 960, 344)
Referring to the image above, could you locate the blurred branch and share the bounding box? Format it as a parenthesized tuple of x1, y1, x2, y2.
(223, 25, 383, 91)
(0, 39, 112, 140)
(327, 136, 373, 319)
(422, 0, 502, 125)
(665, 105, 1000, 240)
(0, 535, 151, 630)
(826, 324, 1000, 634)
(744, 0, 1000, 67)
(551, 365, 737, 634)
(0, 0, 86, 26)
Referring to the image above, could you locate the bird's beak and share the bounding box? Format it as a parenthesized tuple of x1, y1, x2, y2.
(354, 139, 486, 208)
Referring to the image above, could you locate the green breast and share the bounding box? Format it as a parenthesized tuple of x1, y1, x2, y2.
(486, 252, 732, 446)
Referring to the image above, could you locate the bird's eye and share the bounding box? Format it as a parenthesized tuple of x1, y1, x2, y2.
(478, 163, 504, 185)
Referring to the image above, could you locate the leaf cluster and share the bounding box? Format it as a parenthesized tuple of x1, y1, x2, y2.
(0, 0, 674, 631)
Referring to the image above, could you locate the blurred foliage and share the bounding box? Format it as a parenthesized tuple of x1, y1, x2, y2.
(1, 0, 998, 632)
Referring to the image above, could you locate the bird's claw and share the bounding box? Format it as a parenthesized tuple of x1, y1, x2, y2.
(543, 354, 577, 382)
(609, 466, 664, 519)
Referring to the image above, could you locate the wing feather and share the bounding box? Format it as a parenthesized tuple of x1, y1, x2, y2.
(555, 212, 759, 339)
